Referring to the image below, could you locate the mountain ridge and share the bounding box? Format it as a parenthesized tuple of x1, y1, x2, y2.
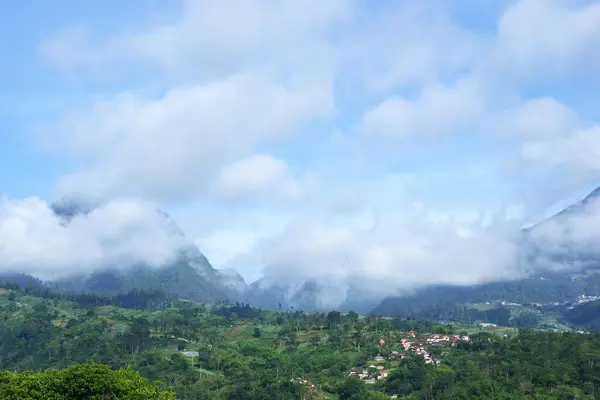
(46, 195, 247, 303)
(7, 185, 600, 314)
(371, 184, 600, 318)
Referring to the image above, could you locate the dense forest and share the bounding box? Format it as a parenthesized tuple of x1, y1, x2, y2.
(372, 268, 600, 317)
(1, 281, 600, 399)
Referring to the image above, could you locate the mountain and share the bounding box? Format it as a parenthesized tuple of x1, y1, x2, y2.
(50, 193, 100, 220)
(545, 186, 600, 220)
(35, 184, 600, 314)
(216, 268, 249, 292)
(0, 272, 44, 289)
(47, 195, 247, 303)
(52, 262, 234, 302)
(245, 277, 322, 310)
(372, 268, 600, 318)
(49, 194, 379, 312)
(371, 185, 600, 318)
(561, 299, 600, 330)
(245, 276, 382, 313)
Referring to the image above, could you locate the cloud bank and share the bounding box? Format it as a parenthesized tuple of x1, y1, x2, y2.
(259, 207, 525, 292)
(527, 195, 600, 266)
(0, 197, 187, 280)
(38, 0, 600, 204)
(3, 191, 600, 308)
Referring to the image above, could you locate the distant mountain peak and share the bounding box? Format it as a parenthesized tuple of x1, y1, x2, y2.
(50, 193, 101, 219)
(46, 193, 250, 302)
(582, 185, 600, 204)
(216, 269, 247, 292)
(527, 184, 600, 230)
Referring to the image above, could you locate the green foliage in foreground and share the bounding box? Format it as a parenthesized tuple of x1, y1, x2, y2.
(0, 363, 176, 400)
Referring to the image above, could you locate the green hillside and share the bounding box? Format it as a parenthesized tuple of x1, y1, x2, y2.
(1, 283, 600, 399)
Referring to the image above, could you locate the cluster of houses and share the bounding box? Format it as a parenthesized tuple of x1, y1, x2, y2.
(485, 294, 600, 310)
(348, 333, 473, 383)
(348, 364, 389, 384)
(575, 295, 600, 304)
(398, 334, 468, 365)
(289, 378, 318, 397)
(404, 333, 471, 348)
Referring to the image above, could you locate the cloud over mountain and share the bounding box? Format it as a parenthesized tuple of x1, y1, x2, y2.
(0, 197, 187, 280)
(1, 0, 600, 307)
(256, 209, 526, 302)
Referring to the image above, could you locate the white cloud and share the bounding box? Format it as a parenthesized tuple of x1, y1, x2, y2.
(0, 197, 187, 280)
(362, 78, 483, 141)
(509, 97, 579, 138)
(216, 155, 289, 199)
(357, 0, 600, 145)
(498, 97, 600, 184)
(231, 190, 600, 308)
(41, 0, 600, 201)
(40, 0, 350, 81)
(40, 0, 349, 206)
(495, 0, 600, 78)
(214, 154, 317, 204)
(529, 195, 600, 266)
(256, 205, 525, 299)
(55, 73, 331, 201)
(521, 126, 600, 178)
(338, 2, 486, 93)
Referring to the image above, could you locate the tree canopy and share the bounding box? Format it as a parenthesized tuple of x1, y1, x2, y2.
(0, 363, 176, 399)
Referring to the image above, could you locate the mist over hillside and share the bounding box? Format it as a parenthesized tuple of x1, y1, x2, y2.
(1, 0, 600, 320)
(372, 185, 600, 317)
(1, 184, 600, 313)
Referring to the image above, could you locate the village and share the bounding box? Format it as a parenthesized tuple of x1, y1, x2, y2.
(347, 331, 472, 385)
(484, 294, 600, 309)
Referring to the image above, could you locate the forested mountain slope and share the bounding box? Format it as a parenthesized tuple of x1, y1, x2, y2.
(372, 185, 600, 320)
(46, 196, 245, 304)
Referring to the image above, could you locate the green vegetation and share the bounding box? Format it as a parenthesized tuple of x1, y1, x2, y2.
(562, 300, 600, 330)
(0, 363, 176, 399)
(1, 282, 600, 399)
(52, 263, 232, 304)
(372, 268, 600, 318)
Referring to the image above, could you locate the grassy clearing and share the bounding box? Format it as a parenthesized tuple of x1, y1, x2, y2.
(469, 326, 520, 337)
(465, 302, 497, 311)
(196, 367, 218, 377)
(319, 390, 337, 399)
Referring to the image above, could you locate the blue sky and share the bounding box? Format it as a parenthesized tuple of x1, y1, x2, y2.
(1, 0, 600, 286)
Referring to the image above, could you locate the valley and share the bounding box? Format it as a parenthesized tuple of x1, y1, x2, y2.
(1, 280, 600, 399)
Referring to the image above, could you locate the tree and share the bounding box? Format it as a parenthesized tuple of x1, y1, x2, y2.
(252, 327, 262, 338)
(327, 311, 342, 328)
(365, 391, 390, 400)
(338, 376, 366, 400)
(0, 363, 176, 399)
(347, 311, 359, 323)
